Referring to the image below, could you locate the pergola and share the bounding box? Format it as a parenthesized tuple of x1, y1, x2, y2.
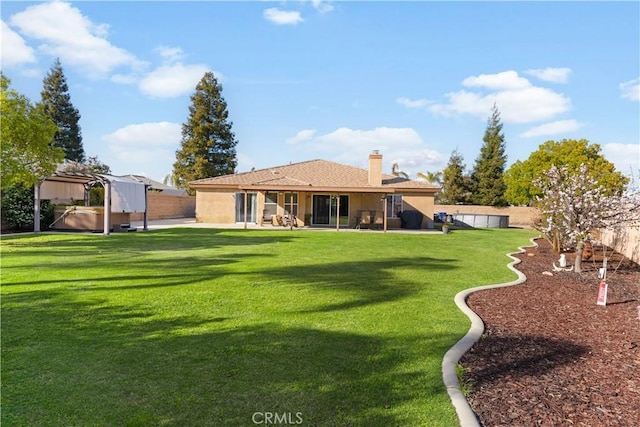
(34, 171, 149, 235)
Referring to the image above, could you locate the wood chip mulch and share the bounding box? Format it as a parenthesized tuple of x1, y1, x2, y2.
(460, 237, 640, 427)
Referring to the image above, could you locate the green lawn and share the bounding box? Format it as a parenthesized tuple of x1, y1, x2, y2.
(1, 227, 536, 426)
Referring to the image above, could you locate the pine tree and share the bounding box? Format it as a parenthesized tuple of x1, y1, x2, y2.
(41, 59, 84, 162)
(173, 72, 238, 194)
(470, 104, 507, 206)
(441, 149, 471, 204)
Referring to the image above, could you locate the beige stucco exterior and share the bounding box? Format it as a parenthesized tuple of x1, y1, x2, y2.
(191, 154, 440, 230)
(195, 188, 437, 230)
(196, 189, 240, 224)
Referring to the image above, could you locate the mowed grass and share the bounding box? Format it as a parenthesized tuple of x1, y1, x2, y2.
(1, 227, 536, 426)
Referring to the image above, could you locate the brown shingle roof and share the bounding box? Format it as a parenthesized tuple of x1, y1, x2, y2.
(189, 159, 440, 193)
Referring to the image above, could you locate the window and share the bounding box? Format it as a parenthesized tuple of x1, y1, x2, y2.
(284, 192, 298, 216)
(386, 194, 403, 218)
(263, 191, 277, 219)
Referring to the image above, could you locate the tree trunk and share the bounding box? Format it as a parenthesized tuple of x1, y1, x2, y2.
(574, 240, 584, 273)
(552, 230, 561, 253)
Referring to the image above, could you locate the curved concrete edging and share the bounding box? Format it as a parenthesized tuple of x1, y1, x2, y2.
(442, 237, 539, 427)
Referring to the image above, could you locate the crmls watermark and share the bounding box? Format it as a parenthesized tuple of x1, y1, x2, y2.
(252, 412, 303, 425)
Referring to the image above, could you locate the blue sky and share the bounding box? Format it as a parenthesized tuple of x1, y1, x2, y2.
(2, 1, 639, 184)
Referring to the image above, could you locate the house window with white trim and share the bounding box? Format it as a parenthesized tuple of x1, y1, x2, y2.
(386, 194, 403, 218)
(263, 191, 277, 220)
(284, 192, 298, 216)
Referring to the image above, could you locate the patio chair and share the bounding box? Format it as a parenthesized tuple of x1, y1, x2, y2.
(262, 209, 275, 226)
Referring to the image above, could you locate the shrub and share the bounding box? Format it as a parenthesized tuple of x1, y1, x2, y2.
(1, 184, 54, 231)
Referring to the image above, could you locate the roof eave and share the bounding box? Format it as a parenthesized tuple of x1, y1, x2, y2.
(190, 182, 439, 194)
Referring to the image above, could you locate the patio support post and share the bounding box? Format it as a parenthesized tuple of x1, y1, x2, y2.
(383, 193, 388, 233)
(104, 180, 111, 236)
(143, 185, 149, 231)
(243, 190, 248, 229)
(336, 194, 340, 231)
(34, 182, 41, 233)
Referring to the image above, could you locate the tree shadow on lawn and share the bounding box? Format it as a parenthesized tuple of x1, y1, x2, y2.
(2, 290, 457, 426)
(263, 256, 459, 313)
(1, 228, 301, 290)
(0, 228, 301, 259)
(3, 230, 461, 313)
(0, 252, 265, 289)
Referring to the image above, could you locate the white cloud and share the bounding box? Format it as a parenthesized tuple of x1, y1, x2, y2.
(139, 63, 212, 98)
(620, 78, 640, 101)
(601, 143, 640, 175)
(429, 71, 571, 123)
(526, 67, 572, 84)
(286, 129, 317, 144)
(263, 8, 304, 25)
(102, 122, 181, 179)
(312, 0, 334, 14)
(396, 97, 431, 109)
(462, 70, 531, 90)
(8, 1, 144, 78)
(283, 126, 446, 176)
(1, 20, 36, 68)
(388, 150, 445, 172)
(315, 127, 423, 150)
(519, 119, 584, 138)
(155, 46, 185, 63)
(102, 122, 181, 146)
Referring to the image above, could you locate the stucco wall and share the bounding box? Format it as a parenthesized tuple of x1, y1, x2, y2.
(196, 189, 237, 223)
(130, 192, 195, 221)
(195, 189, 437, 229)
(403, 193, 436, 229)
(434, 204, 538, 227)
(599, 227, 640, 265)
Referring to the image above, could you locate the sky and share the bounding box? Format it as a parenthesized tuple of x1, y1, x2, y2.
(2, 0, 639, 185)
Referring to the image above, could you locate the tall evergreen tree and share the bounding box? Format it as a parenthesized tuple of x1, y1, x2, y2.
(173, 72, 238, 194)
(440, 149, 471, 204)
(41, 58, 84, 162)
(470, 104, 507, 206)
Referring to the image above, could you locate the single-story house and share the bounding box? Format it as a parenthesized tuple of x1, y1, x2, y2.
(189, 152, 440, 230)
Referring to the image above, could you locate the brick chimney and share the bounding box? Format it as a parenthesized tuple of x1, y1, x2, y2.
(368, 150, 382, 186)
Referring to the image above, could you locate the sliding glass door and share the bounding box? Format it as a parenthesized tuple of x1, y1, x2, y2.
(235, 192, 257, 223)
(312, 195, 349, 226)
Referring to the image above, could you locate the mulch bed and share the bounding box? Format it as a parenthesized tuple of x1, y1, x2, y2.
(460, 237, 640, 427)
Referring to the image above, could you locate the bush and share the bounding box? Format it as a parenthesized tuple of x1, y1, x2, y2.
(1, 184, 54, 231)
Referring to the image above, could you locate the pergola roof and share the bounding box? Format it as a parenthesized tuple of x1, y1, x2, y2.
(44, 171, 134, 186)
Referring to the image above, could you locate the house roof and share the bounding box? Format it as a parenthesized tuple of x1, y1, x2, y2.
(123, 175, 189, 196)
(189, 159, 440, 194)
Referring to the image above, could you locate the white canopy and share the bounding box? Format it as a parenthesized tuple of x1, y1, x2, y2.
(109, 175, 146, 213)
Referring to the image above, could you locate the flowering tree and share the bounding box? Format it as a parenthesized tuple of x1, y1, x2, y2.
(535, 164, 640, 273)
